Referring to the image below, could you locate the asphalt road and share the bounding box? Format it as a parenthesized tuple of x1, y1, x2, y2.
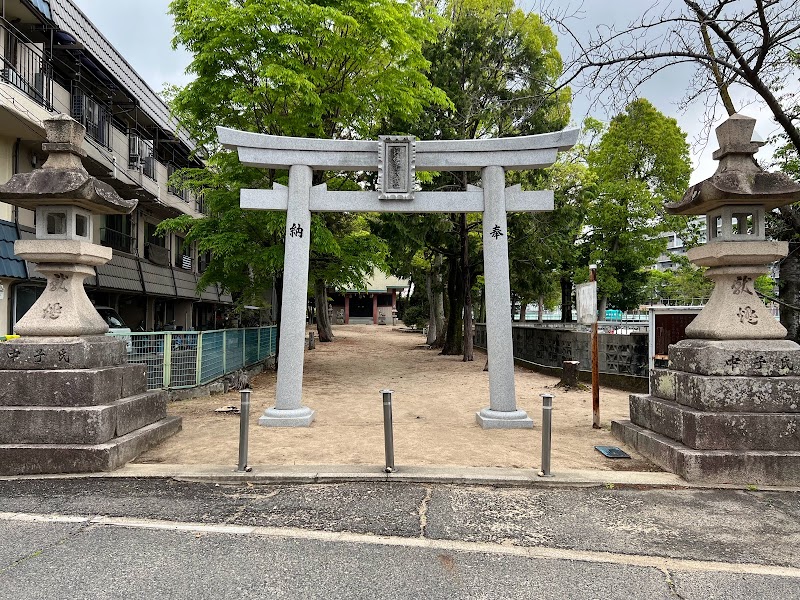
(0, 479, 798, 599)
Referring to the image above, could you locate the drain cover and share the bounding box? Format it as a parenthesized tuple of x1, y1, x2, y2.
(595, 445, 631, 459)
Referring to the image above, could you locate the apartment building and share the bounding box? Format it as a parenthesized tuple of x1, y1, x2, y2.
(0, 0, 232, 336)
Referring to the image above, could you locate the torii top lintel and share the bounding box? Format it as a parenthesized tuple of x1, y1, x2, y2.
(216, 127, 579, 172)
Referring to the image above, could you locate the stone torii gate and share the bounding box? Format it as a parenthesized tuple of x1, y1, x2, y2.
(217, 128, 578, 429)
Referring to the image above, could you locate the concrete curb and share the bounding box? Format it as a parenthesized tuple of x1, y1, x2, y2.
(3, 463, 798, 491)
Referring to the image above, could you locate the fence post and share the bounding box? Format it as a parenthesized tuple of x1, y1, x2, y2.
(381, 389, 395, 473)
(258, 327, 262, 361)
(195, 331, 203, 386)
(222, 329, 227, 375)
(237, 388, 252, 472)
(538, 393, 554, 477)
(163, 332, 173, 389)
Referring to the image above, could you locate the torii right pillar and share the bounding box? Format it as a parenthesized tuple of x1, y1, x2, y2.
(612, 114, 800, 485)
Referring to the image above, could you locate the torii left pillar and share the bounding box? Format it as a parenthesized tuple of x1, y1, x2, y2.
(260, 165, 315, 426)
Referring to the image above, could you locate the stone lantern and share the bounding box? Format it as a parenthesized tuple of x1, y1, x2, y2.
(1, 114, 136, 336)
(0, 115, 180, 476)
(612, 113, 800, 485)
(666, 113, 800, 339)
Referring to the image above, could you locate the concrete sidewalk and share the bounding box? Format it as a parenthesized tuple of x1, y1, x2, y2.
(4, 463, 798, 492)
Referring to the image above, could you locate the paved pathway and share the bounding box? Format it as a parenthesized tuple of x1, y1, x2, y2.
(1, 478, 798, 599)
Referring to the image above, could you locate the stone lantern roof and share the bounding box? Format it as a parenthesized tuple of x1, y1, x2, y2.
(0, 114, 136, 215)
(667, 113, 800, 214)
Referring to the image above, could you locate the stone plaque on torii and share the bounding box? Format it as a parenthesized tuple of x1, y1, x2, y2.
(218, 127, 578, 429)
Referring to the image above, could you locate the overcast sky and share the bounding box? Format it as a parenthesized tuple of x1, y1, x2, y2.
(70, 0, 780, 184)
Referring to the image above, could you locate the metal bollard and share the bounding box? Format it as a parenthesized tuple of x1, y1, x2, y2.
(381, 389, 395, 473)
(538, 393, 554, 477)
(237, 389, 252, 472)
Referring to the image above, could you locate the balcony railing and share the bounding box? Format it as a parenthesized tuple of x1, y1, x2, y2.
(0, 22, 52, 108)
(100, 227, 135, 254)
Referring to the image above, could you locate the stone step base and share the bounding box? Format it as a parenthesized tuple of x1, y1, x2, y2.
(650, 368, 800, 413)
(0, 416, 181, 475)
(0, 391, 167, 445)
(630, 394, 800, 451)
(612, 420, 800, 485)
(0, 364, 147, 407)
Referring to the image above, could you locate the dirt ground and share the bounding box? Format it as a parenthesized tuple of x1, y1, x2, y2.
(138, 325, 658, 472)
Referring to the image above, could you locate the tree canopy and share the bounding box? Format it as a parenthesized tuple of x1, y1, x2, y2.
(375, 0, 571, 356)
(585, 99, 692, 312)
(546, 0, 800, 337)
(164, 0, 447, 337)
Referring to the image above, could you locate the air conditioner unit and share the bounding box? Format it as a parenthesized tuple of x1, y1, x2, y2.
(128, 134, 141, 169)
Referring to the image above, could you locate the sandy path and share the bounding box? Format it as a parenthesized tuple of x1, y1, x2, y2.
(138, 325, 658, 472)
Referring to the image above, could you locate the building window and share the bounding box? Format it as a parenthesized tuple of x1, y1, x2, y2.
(101, 214, 134, 253)
(1, 24, 50, 107)
(198, 251, 211, 273)
(167, 163, 187, 201)
(72, 89, 111, 148)
(174, 235, 192, 269)
(146, 222, 165, 247)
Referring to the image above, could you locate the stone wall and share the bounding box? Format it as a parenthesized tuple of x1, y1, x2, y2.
(474, 323, 648, 392)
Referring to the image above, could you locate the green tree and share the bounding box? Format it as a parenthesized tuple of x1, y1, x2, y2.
(585, 99, 692, 314)
(380, 0, 570, 359)
(644, 255, 714, 304)
(165, 0, 446, 342)
(512, 118, 600, 322)
(551, 0, 800, 340)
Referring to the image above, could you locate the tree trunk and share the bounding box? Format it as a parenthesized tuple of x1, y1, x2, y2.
(780, 240, 800, 343)
(599, 295, 608, 322)
(560, 274, 573, 323)
(538, 294, 544, 323)
(433, 254, 445, 341)
(519, 298, 528, 322)
(314, 277, 334, 342)
(559, 361, 580, 388)
(441, 253, 464, 355)
(426, 267, 437, 345)
(461, 213, 474, 362)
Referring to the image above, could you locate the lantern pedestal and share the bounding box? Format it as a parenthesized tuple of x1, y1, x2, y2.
(613, 113, 800, 484)
(0, 114, 180, 475)
(683, 240, 788, 340)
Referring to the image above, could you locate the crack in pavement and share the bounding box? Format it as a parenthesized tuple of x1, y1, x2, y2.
(418, 485, 432, 538)
(660, 567, 687, 599)
(0, 517, 92, 575)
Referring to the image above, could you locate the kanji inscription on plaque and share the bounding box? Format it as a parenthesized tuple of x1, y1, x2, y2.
(378, 136, 415, 200)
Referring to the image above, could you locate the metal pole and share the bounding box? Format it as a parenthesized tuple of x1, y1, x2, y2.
(381, 389, 395, 473)
(538, 393, 554, 477)
(590, 264, 600, 429)
(237, 389, 252, 472)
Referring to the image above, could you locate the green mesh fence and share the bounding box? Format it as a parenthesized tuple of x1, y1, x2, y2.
(109, 326, 277, 390)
